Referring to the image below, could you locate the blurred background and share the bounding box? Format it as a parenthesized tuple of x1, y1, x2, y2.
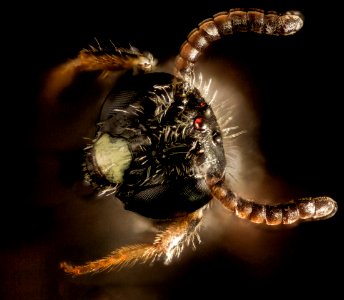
(1, 0, 343, 299)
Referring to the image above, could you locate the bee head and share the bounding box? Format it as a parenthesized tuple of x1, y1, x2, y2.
(84, 72, 226, 218)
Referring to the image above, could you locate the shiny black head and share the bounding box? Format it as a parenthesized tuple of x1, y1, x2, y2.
(85, 72, 226, 218)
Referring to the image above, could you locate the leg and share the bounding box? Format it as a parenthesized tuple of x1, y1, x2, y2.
(40, 46, 156, 105)
(76, 46, 156, 73)
(60, 209, 203, 276)
(210, 180, 337, 225)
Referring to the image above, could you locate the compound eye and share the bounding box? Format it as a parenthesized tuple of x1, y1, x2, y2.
(194, 116, 207, 131)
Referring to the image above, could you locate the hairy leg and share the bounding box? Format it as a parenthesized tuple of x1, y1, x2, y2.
(40, 46, 156, 105)
(60, 209, 203, 276)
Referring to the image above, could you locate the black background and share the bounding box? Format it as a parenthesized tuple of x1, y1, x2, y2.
(1, 1, 343, 299)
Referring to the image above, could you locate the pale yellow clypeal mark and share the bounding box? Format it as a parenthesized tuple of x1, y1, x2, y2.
(94, 133, 132, 183)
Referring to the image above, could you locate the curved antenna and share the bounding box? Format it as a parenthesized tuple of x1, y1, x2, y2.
(209, 180, 337, 225)
(175, 8, 337, 223)
(174, 8, 304, 79)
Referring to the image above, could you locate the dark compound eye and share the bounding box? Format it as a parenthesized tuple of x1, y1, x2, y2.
(194, 116, 207, 131)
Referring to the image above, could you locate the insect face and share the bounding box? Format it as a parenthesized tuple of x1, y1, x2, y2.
(84, 72, 226, 219)
(56, 8, 337, 276)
